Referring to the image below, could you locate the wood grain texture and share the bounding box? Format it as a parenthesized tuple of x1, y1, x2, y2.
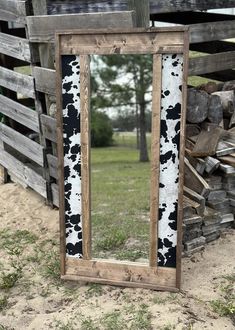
(59, 29, 185, 55)
(190, 20, 235, 44)
(47, 0, 235, 15)
(149, 54, 162, 268)
(0, 123, 44, 167)
(0, 66, 35, 99)
(33, 66, 56, 95)
(0, 0, 27, 23)
(176, 31, 189, 290)
(0, 148, 46, 197)
(55, 34, 66, 275)
(0, 94, 39, 132)
(189, 51, 235, 76)
(66, 258, 176, 289)
(51, 182, 59, 207)
(80, 55, 91, 260)
(40, 114, 57, 142)
(184, 158, 210, 197)
(47, 154, 58, 179)
(128, 0, 149, 27)
(0, 32, 32, 62)
(27, 11, 136, 42)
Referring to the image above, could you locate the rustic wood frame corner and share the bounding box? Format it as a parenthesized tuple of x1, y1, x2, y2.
(56, 28, 189, 291)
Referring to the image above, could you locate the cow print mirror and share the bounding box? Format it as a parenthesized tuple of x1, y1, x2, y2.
(56, 28, 189, 291)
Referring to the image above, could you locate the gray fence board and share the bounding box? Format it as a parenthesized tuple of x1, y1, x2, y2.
(0, 148, 47, 197)
(34, 66, 56, 95)
(47, 154, 58, 179)
(0, 0, 27, 23)
(0, 123, 44, 166)
(27, 11, 136, 42)
(0, 95, 39, 132)
(189, 51, 235, 76)
(0, 66, 35, 99)
(41, 114, 57, 143)
(0, 32, 32, 62)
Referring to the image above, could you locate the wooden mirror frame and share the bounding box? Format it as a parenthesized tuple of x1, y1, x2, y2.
(56, 28, 189, 291)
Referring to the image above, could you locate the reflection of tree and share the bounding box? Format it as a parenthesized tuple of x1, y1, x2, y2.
(91, 55, 152, 162)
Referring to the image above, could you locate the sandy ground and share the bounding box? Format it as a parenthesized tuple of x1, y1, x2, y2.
(0, 182, 234, 330)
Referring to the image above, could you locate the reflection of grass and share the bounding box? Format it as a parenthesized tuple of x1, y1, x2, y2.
(91, 145, 150, 259)
(113, 132, 151, 149)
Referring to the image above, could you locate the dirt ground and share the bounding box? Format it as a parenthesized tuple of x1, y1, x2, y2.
(0, 183, 234, 330)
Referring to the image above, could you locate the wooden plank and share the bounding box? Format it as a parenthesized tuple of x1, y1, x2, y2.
(176, 33, 189, 290)
(191, 127, 224, 157)
(66, 258, 176, 289)
(40, 114, 57, 142)
(0, 94, 39, 132)
(0, 123, 44, 166)
(47, 154, 58, 180)
(47, 0, 235, 15)
(80, 55, 91, 260)
(33, 66, 56, 95)
(0, 66, 35, 99)
(189, 52, 235, 76)
(27, 11, 136, 42)
(56, 33, 66, 275)
(0, 0, 27, 23)
(184, 158, 210, 197)
(51, 182, 59, 207)
(218, 155, 235, 167)
(0, 32, 32, 62)
(149, 54, 161, 268)
(128, 0, 149, 27)
(0, 149, 46, 197)
(190, 20, 235, 44)
(59, 29, 185, 55)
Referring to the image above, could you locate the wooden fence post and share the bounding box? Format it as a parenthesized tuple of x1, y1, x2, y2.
(128, 0, 150, 27)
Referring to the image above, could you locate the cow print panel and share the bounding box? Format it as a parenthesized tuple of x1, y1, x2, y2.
(61, 55, 83, 258)
(158, 54, 183, 268)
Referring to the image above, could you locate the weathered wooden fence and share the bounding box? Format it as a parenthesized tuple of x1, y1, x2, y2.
(0, 0, 235, 207)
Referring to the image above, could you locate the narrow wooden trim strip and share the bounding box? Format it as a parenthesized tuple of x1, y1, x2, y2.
(80, 55, 91, 260)
(176, 31, 189, 290)
(55, 35, 66, 275)
(149, 54, 162, 268)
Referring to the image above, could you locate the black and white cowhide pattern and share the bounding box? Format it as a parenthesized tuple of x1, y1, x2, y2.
(158, 54, 183, 268)
(62, 55, 83, 258)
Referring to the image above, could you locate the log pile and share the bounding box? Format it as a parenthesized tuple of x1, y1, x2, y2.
(183, 81, 235, 255)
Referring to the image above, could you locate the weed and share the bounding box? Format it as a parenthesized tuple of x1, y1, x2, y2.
(101, 311, 126, 330)
(42, 250, 60, 281)
(152, 295, 167, 305)
(130, 304, 152, 330)
(0, 229, 38, 253)
(86, 283, 103, 298)
(0, 269, 22, 290)
(95, 228, 128, 251)
(116, 249, 146, 261)
(53, 319, 76, 330)
(210, 299, 235, 316)
(158, 325, 176, 330)
(81, 317, 99, 330)
(0, 296, 7, 311)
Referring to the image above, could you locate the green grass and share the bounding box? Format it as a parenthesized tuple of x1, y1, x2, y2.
(210, 273, 235, 319)
(91, 144, 150, 259)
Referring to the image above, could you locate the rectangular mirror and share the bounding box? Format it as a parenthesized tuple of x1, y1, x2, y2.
(56, 28, 189, 291)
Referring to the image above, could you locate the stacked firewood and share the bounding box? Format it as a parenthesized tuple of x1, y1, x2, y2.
(183, 81, 235, 255)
